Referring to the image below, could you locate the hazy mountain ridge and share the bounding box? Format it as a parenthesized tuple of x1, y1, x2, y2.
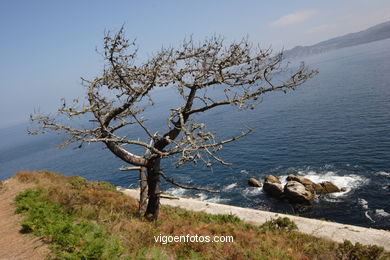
(284, 20, 390, 59)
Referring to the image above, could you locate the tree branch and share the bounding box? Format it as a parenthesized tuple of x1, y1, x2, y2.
(105, 141, 147, 166)
(160, 171, 219, 193)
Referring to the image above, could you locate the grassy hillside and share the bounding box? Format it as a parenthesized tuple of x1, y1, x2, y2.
(11, 171, 388, 259)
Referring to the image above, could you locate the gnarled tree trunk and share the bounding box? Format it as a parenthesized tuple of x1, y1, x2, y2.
(144, 158, 161, 220)
(139, 166, 148, 215)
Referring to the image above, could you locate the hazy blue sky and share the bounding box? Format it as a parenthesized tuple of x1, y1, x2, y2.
(1, 0, 390, 128)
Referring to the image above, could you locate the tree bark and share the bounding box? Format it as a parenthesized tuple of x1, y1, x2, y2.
(139, 166, 148, 215)
(144, 158, 161, 220)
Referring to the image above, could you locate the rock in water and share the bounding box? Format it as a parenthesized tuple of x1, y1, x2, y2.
(286, 174, 315, 192)
(263, 182, 283, 198)
(263, 175, 283, 198)
(286, 175, 340, 194)
(313, 183, 325, 193)
(264, 175, 281, 184)
(286, 174, 314, 186)
(320, 181, 340, 193)
(248, 178, 262, 187)
(284, 181, 313, 203)
(314, 181, 340, 194)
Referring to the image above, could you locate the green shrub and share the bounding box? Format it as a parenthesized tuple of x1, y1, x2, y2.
(162, 206, 245, 226)
(204, 213, 244, 225)
(68, 176, 89, 190)
(133, 247, 169, 260)
(337, 240, 386, 260)
(15, 188, 124, 259)
(69, 175, 117, 192)
(261, 217, 298, 232)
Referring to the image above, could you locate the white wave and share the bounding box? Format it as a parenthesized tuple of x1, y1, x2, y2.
(204, 196, 230, 203)
(240, 170, 249, 174)
(164, 189, 229, 203)
(358, 198, 375, 223)
(165, 187, 187, 196)
(358, 198, 369, 210)
(376, 171, 390, 177)
(375, 209, 390, 218)
(303, 171, 368, 189)
(365, 212, 375, 223)
(223, 183, 237, 191)
(273, 170, 369, 202)
(242, 187, 263, 196)
(322, 197, 343, 203)
(194, 193, 230, 203)
(195, 193, 208, 201)
(284, 170, 370, 197)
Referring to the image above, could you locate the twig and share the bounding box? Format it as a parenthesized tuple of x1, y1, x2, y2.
(160, 171, 219, 193)
(119, 166, 142, 171)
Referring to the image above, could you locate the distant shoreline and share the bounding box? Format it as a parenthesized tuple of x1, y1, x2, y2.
(284, 20, 390, 59)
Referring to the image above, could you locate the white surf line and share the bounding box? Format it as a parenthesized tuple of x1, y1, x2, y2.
(119, 188, 390, 251)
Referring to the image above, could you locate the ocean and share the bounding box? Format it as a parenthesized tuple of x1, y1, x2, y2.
(1, 38, 389, 230)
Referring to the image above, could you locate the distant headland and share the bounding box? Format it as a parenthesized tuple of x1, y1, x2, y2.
(284, 20, 390, 59)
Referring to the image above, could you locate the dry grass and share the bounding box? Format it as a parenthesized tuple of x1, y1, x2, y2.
(14, 171, 388, 260)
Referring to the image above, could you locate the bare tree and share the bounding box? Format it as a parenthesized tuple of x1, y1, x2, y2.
(30, 27, 317, 220)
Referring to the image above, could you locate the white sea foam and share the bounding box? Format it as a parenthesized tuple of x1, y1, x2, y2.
(204, 196, 230, 203)
(165, 187, 187, 196)
(195, 193, 230, 203)
(375, 209, 390, 218)
(301, 171, 369, 191)
(358, 198, 375, 222)
(376, 171, 390, 177)
(164, 188, 229, 203)
(223, 183, 237, 191)
(278, 170, 369, 197)
(358, 198, 369, 210)
(242, 187, 263, 196)
(322, 197, 343, 203)
(365, 212, 375, 222)
(240, 170, 249, 174)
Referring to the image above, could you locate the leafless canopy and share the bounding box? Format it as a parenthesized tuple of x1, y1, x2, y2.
(30, 27, 317, 182)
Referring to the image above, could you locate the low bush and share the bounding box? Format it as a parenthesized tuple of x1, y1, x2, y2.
(261, 217, 298, 232)
(337, 240, 386, 260)
(15, 188, 124, 259)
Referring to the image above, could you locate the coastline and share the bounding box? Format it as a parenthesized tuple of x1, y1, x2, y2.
(119, 187, 390, 250)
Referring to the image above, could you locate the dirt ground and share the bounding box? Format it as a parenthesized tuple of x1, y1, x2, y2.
(0, 178, 49, 260)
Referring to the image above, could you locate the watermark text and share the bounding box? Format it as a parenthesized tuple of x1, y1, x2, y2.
(154, 234, 234, 244)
